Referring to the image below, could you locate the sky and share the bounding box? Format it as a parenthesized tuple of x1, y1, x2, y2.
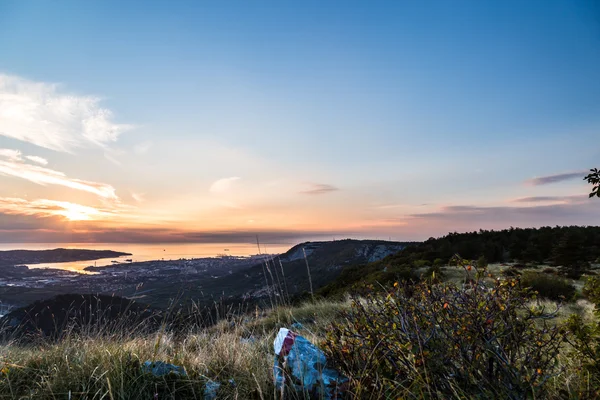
(0, 0, 599, 244)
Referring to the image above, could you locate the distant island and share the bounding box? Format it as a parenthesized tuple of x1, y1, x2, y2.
(0, 248, 131, 267)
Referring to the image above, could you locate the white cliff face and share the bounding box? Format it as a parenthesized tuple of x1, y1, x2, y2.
(283, 242, 406, 263)
(355, 244, 406, 263)
(367, 244, 406, 262)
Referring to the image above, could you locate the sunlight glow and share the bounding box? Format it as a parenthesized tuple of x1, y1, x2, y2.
(55, 202, 101, 221)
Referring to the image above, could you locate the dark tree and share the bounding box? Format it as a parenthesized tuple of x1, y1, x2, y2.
(586, 168, 600, 198)
(552, 229, 589, 278)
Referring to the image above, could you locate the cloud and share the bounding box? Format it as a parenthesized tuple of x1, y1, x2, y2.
(0, 148, 22, 161)
(0, 197, 111, 221)
(0, 73, 134, 152)
(300, 183, 339, 195)
(133, 141, 153, 155)
(131, 192, 145, 203)
(525, 171, 586, 186)
(103, 147, 125, 166)
(0, 149, 48, 165)
(209, 177, 241, 193)
(0, 150, 118, 199)
(0, 222, 339, 244)
(408, 201, 600, 229)
(512, 195, 587, 204)
(25, 155, 48, 165)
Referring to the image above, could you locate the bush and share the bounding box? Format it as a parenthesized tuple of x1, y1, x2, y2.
(477, 255, 488, 268)
(423, 265, 443, 282)
(323, 258, 565, 399)
(542, 267, 557, 274)
(561, 265, 587, 280)
(521, 271, 576, 301)
(566, 276, 600, 394)
(502, 267, 521, 277)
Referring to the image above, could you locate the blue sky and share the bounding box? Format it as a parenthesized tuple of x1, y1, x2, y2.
(0, 1, 598, 243)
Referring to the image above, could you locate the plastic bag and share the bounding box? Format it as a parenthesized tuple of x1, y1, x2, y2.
(273, 328, 347, 399)
(204, 380, 221, 400)
(142, 361, 187, 377)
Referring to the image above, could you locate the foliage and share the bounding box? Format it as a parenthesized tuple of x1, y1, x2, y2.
(520, 271, 576, 301)
(502, 266, 522, 277)
(0, 298, 352, 400)
(2, 294, 162, 342)
(552, 229, 589, 277)
(566, 276, 600, 394)
(585, 168, 600, 198)
(0, 322, 275, 399)
(320, 226, 600, 296)
(477, 255, 488, 268)
(323, 257, 565, 399)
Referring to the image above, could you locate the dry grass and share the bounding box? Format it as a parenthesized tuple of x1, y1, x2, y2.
(0, 298, 351, 400)
(0, 277, 597, 399)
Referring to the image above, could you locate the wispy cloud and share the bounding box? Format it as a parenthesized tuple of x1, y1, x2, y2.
(0, 197, 111, 221)
(300, 183, 339, 195)
(209, 177, 241, 193)
(131, 192, 145, 203)
(0, 148, 22, 161)
(525, 171, 586, 186)
(0, 222, 337, 243)
(512, 195, 586, 204)
(0, 73, 134, 152)
(408, 200, 600, 229)
(133, 141, 153, 155)
(25, 155, 48, 165)
(0, 150, 118, 199)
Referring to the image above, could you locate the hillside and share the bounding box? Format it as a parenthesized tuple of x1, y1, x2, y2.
(320, 225, 600, 296)
(1, 294, 161, 341)
(0, 248, 130, 267)
(131, 239, 412, 307)
(2, 229, 600, 398)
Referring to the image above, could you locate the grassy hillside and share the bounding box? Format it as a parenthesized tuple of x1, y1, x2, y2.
(0, 289, 598, 399)
(320, 226, 600, 297)
(0, 298, 351, 399)
(3, 229, 600, 398)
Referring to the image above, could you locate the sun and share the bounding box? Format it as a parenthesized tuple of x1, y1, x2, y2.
(57, 202, 100, 221)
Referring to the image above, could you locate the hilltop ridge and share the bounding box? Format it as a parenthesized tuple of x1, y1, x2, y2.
(0, 248, 131, 267)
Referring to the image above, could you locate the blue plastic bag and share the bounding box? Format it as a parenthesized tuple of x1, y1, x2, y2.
(273, 328, 347, 399)
(142, 361, 186, 377)
(204, 380, 221, 400)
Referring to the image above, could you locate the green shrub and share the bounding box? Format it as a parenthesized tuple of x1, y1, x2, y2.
(502, 267, 521, 277)
(521, 271, 576, 301)
(477, 255, 488, 268)
(423, 265, 443, 282)
(566, 276, 600, 395)
(561, 264, 587, 280)
(323, 258, 565, 399)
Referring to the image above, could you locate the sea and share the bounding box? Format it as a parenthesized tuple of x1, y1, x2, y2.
(0, 242, 296, 273)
